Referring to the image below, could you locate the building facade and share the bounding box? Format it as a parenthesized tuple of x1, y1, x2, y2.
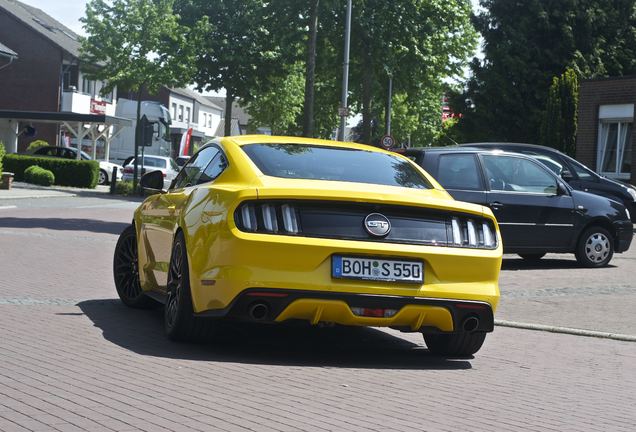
(0, 0, 116, 153)
(577, 76, 635, 183)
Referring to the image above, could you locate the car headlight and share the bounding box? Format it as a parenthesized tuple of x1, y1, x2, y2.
(627, 187, 636, 202)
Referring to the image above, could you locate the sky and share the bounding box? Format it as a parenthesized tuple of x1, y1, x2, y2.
(21, 0, 88, 35)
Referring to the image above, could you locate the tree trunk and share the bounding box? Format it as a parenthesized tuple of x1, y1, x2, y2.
(361, 49, 374, 144)
(302, 0, 319, 137)
(224, 93, 235, 136)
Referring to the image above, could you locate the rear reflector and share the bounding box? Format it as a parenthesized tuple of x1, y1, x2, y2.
(351, 307, 398, 318)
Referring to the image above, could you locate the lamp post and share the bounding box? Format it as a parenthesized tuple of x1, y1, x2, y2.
(337, 0, 352, 141)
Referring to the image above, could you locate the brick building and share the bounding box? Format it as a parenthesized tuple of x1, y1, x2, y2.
(577, 76, 635, 183)
(0, 0, 117, 153)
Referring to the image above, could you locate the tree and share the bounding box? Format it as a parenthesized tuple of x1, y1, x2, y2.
(346, 0, 477, 144)
(541, 68, 579, 156)
(244, 63, 305, 135)
(457, 0, 636, 144)
(174, 0, 284, 136)
(80, 0, 195, 187)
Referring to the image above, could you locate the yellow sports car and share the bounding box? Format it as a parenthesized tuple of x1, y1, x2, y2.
(114, 136, 502, 356)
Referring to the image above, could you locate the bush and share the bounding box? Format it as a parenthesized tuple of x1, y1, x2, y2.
(26, 140, 49, 153)
(115, 180, 134, 196)
(0, 142, 5, 174)
(3, 154, 98, 188)
(24, 165, 55, 186)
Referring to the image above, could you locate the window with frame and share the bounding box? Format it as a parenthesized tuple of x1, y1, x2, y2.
(598, 121, 632, 179)
(172, 146, 220, 189)
(483, 155, 558, 194)
(172, 103, 177, 120)
(185, 107, 191, 123)
(178, 105, 184, 122)
(436, 154, 482, 190)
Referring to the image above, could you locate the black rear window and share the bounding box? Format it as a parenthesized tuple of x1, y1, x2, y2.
(242, 143, 432, 189)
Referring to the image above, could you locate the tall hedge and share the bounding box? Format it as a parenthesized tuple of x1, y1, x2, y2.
(0, 142, 5, 174)
(3, 154, 99, 188)
(540, 68, 579, 157)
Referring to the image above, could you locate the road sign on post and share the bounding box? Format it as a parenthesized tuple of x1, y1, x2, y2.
(380, 134, 395, 149)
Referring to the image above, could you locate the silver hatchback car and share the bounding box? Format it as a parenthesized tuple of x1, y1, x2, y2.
(122, 155, 179, 189)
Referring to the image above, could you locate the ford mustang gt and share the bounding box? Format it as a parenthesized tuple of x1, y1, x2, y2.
(114, 136, 502, 357)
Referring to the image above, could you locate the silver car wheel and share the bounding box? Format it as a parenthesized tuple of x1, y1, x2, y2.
(584, 232, 610, 263)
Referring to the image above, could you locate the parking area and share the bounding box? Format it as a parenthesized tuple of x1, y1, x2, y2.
(0, 194, 635, 431)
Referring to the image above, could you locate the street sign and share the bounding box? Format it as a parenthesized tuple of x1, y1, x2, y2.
(338, 106, 350, 117)
(380, 134, 395, 149)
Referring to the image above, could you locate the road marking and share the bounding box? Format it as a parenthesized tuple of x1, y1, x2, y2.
(496, 319, 636, 342)
(0, 205, 17, 210)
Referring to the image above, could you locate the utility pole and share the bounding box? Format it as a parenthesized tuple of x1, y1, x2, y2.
(385, 74, 393, 136)
(337, 0, 352, 141)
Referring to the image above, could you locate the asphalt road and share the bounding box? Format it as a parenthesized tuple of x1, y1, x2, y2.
(0, 193, 635, 431)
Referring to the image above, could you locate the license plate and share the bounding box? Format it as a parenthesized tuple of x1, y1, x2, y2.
(332, 255, 423, 284)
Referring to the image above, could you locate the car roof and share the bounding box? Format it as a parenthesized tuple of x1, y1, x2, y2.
(460, 142, 568, 155)
(221, 134, 397, 155)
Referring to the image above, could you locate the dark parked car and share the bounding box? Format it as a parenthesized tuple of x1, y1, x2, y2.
(405, 147, 633, 267)
(461, 143, 636, 222)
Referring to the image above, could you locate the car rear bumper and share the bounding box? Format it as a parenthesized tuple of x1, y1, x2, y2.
(195, 288, 495, 333)
(614, 220, 634, 253)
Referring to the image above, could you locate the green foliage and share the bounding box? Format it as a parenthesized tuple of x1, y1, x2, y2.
(26, 140, 48, 153)
(457, 0, 636, 143)
(346, 0, 477, 143)
(3, 154, 99, 188)
(24, 166, 55, 187)
(174, 0, 285, 134)
(80, 0, 195, 97)
(115, 180, 135, 196)
(0, 141, 5, 174)
(541, 69, 579, 156)
(245, 63, 305, 135)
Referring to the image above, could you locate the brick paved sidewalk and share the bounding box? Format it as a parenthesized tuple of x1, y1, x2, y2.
(1, 302, 636, 432)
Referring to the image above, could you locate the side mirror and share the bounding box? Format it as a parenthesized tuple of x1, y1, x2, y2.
(561, 169, 574, 181)
(556, 181, 569, 196)
(140, 170, 165, 193)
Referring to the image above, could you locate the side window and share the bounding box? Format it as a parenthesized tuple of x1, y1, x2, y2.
(197, 153, 228, 184)
(172, 146, 219, 189)
(436, 154, 482, 190)
(483, 155, 557, 194)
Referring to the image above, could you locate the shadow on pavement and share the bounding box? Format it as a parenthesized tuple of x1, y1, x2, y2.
(502, 257, 616, 271)
(0, 217, 129, 235)
(78, 299, 472, 370)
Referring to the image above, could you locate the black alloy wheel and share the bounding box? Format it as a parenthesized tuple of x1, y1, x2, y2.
(423, 332, 487, 358)
(164, 232, 212, 341)
(113, 225, 156, 308)
(575, 226, 614, 268)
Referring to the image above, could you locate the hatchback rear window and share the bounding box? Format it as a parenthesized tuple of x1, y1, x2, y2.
(242, 143, 432, 189)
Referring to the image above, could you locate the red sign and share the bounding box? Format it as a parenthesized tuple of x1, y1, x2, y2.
(90, 99, 107, 114)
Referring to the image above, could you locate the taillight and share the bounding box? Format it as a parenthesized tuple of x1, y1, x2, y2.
(236, 202, 301, 234)
(450, 217, 497, 249)
(123, 166, 133, 174)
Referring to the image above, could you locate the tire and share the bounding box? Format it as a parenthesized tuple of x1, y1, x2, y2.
(423, 332, 487, 357)
(113, 225, 156, 308)
(575, 226, 614, 268)
(98, 169, 109, 185)
(164, 232, 212, 341)
(518, 253, 546, 261)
